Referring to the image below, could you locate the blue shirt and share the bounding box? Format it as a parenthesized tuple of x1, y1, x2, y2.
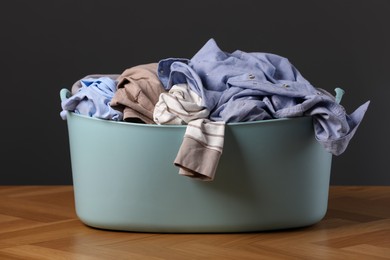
(157, 38, 370, 156)
(60, 76, 123, 121)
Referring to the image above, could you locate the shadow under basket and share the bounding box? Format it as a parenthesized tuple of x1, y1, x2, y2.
(61, 88, 332, 233)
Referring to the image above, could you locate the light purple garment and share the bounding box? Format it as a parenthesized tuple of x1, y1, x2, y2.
(157, 38, 370, 156)
(60, 75, 123, 121)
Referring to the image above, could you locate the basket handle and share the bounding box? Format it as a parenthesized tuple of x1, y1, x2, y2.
(334, 87, 345, 104)
(60, 88, 71, 102)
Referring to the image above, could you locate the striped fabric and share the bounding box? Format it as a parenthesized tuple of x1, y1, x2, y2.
(153, 84, 209, 125)
(174, 119, 225, 181)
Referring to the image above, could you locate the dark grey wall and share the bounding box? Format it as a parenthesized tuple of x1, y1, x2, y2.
(0, 0, 388, 185)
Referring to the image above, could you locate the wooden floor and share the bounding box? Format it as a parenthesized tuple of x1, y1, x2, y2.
(0, 186, 389, 259)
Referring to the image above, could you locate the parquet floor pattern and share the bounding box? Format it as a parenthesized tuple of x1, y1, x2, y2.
(0, 186, 389, 259)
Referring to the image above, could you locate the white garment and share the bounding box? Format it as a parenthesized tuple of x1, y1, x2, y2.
(153, 83, 225, 181)
(153, 83, 209, 125)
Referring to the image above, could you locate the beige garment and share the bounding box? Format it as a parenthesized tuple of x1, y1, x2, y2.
(110, 63, 166, 124)
(174, 119, 225, 181)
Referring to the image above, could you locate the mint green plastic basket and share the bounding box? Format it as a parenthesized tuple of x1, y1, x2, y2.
(61, 88, 332, 233)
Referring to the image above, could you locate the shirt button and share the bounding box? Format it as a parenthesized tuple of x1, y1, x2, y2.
(248, 74, 255, 79)
(282, 84, 289, 88)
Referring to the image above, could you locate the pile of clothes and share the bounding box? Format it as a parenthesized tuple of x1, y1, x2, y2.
(60, 38, 370, 181)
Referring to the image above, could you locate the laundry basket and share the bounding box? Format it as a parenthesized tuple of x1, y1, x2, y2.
(60, 88, 332, 233)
